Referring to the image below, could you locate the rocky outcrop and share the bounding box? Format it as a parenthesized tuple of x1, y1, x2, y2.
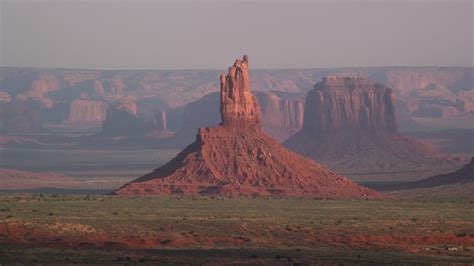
(173, 91, 304, 144)
(62, 71, 100, 86)
(383, 68, 472, 95)
(98, 98, 172, 138)
(0, 101, 42, 133)
(302, 76, 397, 136)
(285, 76, 451, 178)
(258, 91, 305, 141)
(115, 98, 137, 115)
(65, 100, 107, 125)
(220, 56, 261, 130)
(108, 78, 127, 96)
(1, 66, 471, 135)
(380, 69, 474, 125)
(154, 111, 167, 132)
(100, 99, 150, 137)
(16, 74, 60, 108)
(113, 56, 379, 198)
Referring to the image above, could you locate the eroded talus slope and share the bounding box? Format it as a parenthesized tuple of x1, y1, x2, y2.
(285, 76, 457, 178)
(114, 56, 379, 198)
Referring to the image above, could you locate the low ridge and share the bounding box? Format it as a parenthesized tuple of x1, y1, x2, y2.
(401, 157, 474, 189)
(387, 158, 474, 199)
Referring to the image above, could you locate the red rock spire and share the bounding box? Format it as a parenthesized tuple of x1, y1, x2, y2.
(220, 55, 261, 130)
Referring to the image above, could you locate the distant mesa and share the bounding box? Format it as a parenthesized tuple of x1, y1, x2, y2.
(0, 168, 74, 190)
(284, 76, 452, 177)
(99, 98, 172, 138)
(113, 56, 379, 198)
(0, 100, 42, 133)
(64, 99, 107, 127)
(1, 65, 472, 136)
(302, 76, 397, 135)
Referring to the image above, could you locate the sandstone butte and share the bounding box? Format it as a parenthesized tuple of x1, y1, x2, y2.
(113, 56, 380, 198)
(284, 76, 448, 175)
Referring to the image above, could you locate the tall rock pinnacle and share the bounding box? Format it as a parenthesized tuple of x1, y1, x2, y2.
(220, 55, 261, 130)
(113, 56, 380, 198)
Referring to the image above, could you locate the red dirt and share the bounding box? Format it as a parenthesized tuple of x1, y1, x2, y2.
(1, 220, 472, 254)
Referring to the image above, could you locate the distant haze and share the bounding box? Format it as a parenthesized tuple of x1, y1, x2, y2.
(1, 0, 473, 70)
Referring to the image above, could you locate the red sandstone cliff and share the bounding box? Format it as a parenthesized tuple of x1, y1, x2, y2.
(113, 56, 379, 198)
(0, 101, 42, 133)
(219, 56, 261, 130)
(16, 74, 60, 108)
(258, 91, 305, 141)
(0, 67, 471, 135)
(285, 76, 453, 178)
(65, 99, 107, 126)
(173, 91, 304, 144)
(154, 111, 167, 132)
(302, 76, 397, 136)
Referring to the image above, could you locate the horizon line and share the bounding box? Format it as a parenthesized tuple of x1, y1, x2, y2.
(1, 64, 473, 72)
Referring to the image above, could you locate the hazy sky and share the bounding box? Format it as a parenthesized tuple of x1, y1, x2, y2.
(1, 0, 473, 69)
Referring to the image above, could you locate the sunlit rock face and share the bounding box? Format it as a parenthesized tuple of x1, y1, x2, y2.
(113, 56, 380, 198)
(220, 55, 261, 131)
(285, 76, 454, 177)
(302, 76, 397, 136)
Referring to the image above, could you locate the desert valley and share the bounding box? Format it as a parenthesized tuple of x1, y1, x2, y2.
(1, 1, 473, 264)
(1, 55, 473, 264)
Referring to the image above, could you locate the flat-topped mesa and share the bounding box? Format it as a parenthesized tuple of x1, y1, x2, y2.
(220, 55, 261, 130)
(303, 76, 397, 136)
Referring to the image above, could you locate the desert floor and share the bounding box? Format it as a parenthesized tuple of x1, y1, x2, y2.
(0, 194, 473, 264)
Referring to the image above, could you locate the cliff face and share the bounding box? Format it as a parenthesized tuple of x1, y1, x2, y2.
(383, 69, 472, 95)
(258, 91, 304, 141)
(303, 76, 397, 136)
(220, 56, 261, 130)
(1, 66, 472, 135)
(154, 111, 167, 132)
(173, 90, 304, 144)
(114, 56, 379, 198)
(16, 74, 60, 108)
(285, 76, 451, 178)
(100, 99, 152, 137)
(65, 100, 107, 125)
(0, 101, 42, 133)
(115, 99, 138, 115)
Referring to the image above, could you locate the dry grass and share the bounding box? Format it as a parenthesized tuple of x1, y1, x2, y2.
(0, 194, 473, 264)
